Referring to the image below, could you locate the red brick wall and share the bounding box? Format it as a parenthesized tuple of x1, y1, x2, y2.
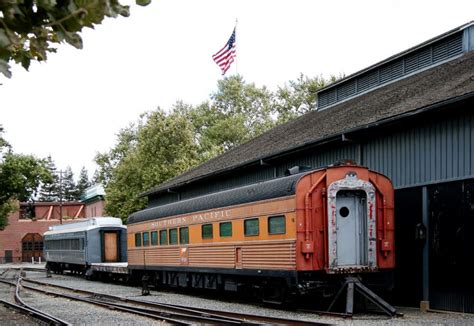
(85, 200, 105, 218)
(0, 204, 87, 263)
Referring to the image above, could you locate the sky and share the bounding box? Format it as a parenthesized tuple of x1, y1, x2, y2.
(1, 0, 473, 180)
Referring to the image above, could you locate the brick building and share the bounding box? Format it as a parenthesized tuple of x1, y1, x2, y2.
(0, 185, 107, 263)
(81, 184, 106, 218)
(0, 202, 86, 263)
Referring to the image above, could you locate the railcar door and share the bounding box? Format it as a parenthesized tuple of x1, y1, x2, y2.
(104, 232, 118, 262)
(335, 190, 368, 266)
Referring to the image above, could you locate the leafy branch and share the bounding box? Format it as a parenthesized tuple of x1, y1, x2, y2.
(0, 0, 151, 79)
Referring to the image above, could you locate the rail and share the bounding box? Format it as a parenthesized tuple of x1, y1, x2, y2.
(23, 277, 328, 325)
(0, 270, 71, 325)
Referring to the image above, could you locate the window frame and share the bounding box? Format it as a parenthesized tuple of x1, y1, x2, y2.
(179, 227, 189, 244)
(169, 228, 178, 245)
(135, 233, 142, 247)
(244, 218, 260, 237)
(151, 231, 158, 246)
(219, 222, 232, 237)
(159, 229, 168, 245)
(201, 224, 214, 239)
(143, 232, 150, 246)
(268, 215, 286, 235)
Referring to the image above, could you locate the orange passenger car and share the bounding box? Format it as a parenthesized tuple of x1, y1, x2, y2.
(127, 164, 395, 302)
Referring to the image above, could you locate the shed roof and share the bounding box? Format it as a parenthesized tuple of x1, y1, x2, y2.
(143, 51, 474, 197)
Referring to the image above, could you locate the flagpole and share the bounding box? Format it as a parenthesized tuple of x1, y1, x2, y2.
(235, 18, 238, 75)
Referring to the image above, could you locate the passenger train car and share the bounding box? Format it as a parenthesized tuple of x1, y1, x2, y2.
(126, 165, 395, 302)
(44, 217, 127, 274)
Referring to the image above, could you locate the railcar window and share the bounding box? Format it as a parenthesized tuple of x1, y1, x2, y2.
(244, 218, 259, 236)
(268, 215, 286, 234)
(44, 239, 81, 250)
(180, 227, 189, 244)
(219, 222, 232, 237)
(160, 230, 168, 245)
(151, 231, 158, 246)
(135, 233, 142, 247)
(202, 224, 213, 239)
(71, 239, 80, 250)
(169, 228, 178, 245)
(143, 232, 150, 246)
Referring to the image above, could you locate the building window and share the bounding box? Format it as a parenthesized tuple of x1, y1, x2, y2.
(143, 232, 150, 246)
(179, 227, 189, 244)
(219, 222, 232, 237)
(202, 224, 213, 239)
(160, 230, 168, 245)
(151, 231, 158, 246)
(135, 233, 142, 247)
(244, 218, 259, 236)
(268, 215, 286, 235)
(169, 228, 178, 245)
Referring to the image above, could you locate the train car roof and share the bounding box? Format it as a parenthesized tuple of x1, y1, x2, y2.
(127, 171, 309, 225)
(44, 217, 125, 236)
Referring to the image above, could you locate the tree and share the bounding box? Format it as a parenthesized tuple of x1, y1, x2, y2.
(94, 122, 138, 185)
(0, 125, 9, 150)
(0, 0, 151, 78)
(97, 108, 199, 221)
(96, 74, 336, 222)
(75, 166, 91, 200)
(0, 152, 52, 228)
(179, 75, 276, 161)
(38, 155, 59, 201)
(62, 166, 76, 201)
(274, 74, 335, 124)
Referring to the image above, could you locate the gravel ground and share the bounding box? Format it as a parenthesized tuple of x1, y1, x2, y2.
(0, 269, 40, 325)
(19, 288, 165, 325)
(0, 267, 164, 325)
(17, 269, 474, 326)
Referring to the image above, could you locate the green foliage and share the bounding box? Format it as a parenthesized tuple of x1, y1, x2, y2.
(0, 200, 15, 230)
(94, 122, 138, 185)
(98, 108, 199, 221)
(0, 0, 151, 78)
(0, 151, 52, 228)
(38, 155, 60, 201)
(274, 74, 337, 123)
(62, 166, 76, 201)
(0, 125, 9, 150)
(96, 74, 337, 222)
(76, 166, 91, 199)
(185, 75, 275, 160)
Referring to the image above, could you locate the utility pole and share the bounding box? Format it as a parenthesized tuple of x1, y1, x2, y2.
(58, 170, 64, 224)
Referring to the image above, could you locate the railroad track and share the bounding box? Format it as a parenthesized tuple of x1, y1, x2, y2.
(22, 277, 328, 325)
(0, 269, 71, 325)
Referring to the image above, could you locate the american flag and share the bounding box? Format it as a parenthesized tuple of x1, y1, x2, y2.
(212, 28, 236, 75)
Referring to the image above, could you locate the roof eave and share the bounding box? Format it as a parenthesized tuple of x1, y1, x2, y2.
(143, 91, 474, 198)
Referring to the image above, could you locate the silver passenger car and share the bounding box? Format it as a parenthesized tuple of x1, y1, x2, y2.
(43, 217, 127, 274)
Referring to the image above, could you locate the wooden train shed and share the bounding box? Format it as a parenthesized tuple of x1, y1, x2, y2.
(142, 22, 474, 312)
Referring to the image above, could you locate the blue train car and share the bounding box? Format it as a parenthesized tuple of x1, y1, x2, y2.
(43, 217, 127, 274)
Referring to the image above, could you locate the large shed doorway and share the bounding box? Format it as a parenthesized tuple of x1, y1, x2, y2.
(393, 180, 474, 313)
(21, 233, 43, 262)
(428, 180, 474, 313)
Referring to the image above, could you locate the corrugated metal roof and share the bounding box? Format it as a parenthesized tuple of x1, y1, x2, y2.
(129, 171, 305, 224)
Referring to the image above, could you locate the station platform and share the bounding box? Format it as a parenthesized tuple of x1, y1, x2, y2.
(0, 262, 46, 270)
